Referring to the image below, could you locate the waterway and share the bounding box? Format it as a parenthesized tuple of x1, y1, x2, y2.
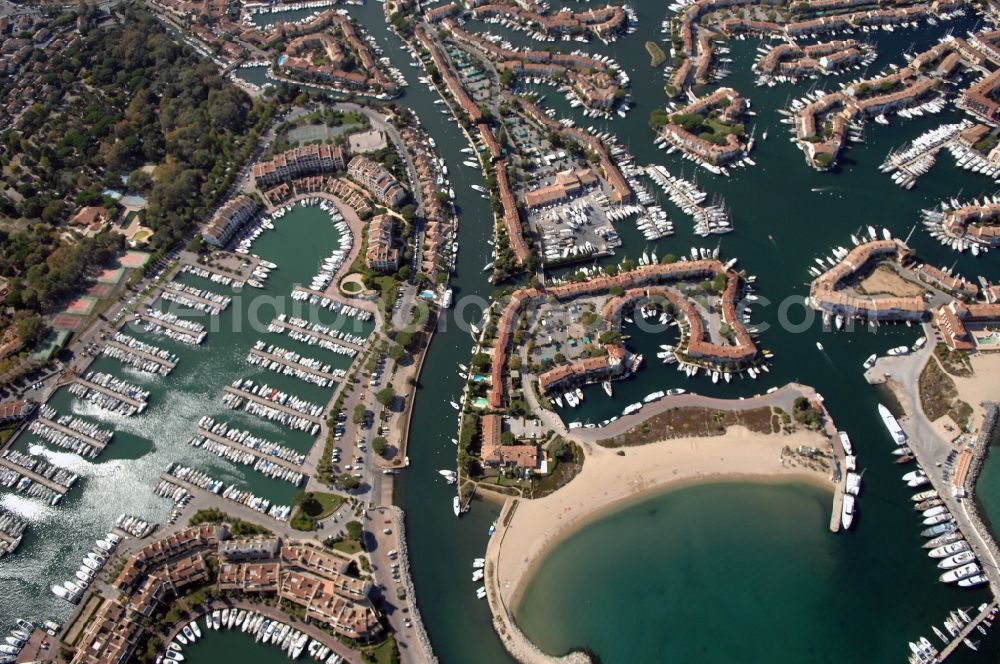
(365, 4, 1000, 664)
(2, 1, 999, 662)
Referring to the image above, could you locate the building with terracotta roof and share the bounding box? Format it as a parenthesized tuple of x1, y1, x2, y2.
(808, 239, 928, 320)
(347, 155, 408, 208)
(523, 169, 597, 209)
(496, 160, 531, 265)
(365, 214, 401, 272)
(253, 143, 348, 189)
(478, 414, 545, 472)
(202, 195, 261, 247)
(70, 599, 142, 664)
(935, 301, 1000, 351)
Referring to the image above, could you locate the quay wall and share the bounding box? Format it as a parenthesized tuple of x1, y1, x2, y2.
(387, 506, 439, 664)
(967, 402, 1000, 574)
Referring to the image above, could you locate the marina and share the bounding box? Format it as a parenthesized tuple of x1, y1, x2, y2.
(2, 1, 1000, 662)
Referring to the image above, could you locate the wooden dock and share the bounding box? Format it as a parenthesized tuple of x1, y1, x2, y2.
(269, 317, 364, 351)
(34, 415, 109, 451)
(0, 457, 69, 494)
(939, 601, 997, 660)
(222, 386, 322, 424)
(74, 378, 147, 411)
(0, 529, 19, 546)
(248, 347, 342, 382)
(195, 426, 303, 474)
(105, 339, 177, 372)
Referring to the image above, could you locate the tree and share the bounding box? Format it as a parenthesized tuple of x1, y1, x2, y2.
(376, 387, 395, 407)
(389, 344, 406, 362)
(338, 473, 361, 491)
(345, 520, 363, 541)
(372, 436, 388, 456)
(295, 491, 323, 516)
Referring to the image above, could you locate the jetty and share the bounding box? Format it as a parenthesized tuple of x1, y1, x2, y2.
(939, 601, 997, 660)
(247, 346, 342, 383)
(0, 457, 70, 495)
(194, 426, 304, 474)
(104, 338, 177, 373)
(33, 414, 108, 452)
(268, 317, 364, 351)
(131, 312, 203, 339)
(222, 385, 323, 424)
(73, 376, 147, 411)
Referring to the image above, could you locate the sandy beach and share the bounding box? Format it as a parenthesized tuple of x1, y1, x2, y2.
(489, 426, 834, 616)
(951, 352, 1000, 427)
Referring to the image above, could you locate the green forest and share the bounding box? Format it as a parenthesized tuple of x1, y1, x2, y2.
(0, 4, 275, 327)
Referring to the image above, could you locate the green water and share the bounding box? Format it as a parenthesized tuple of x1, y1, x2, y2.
(0, 204, 370, 625)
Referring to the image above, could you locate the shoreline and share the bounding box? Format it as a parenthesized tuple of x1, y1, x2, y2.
(508, 468, 831, 611)
(485, 426, 834, 664)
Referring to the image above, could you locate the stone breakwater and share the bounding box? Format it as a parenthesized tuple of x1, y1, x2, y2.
(967, 402, 1000, 567)
(486, 501, 592, 664)
(389, 506, 438, 664)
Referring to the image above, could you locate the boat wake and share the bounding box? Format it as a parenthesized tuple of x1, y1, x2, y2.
(27, 445, 96, 475)
(0, 493, 57, 522)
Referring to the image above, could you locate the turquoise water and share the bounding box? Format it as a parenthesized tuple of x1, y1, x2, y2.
(517, 482, 997, 663)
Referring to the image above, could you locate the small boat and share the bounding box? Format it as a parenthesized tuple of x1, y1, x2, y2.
(453, 496, 461, 517)
(816, 341, 824, 351)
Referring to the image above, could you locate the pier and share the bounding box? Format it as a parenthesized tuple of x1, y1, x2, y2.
(222, 385, 323, 424)
(939, 601, 997, 660)
(0, 457, 70, 495)
(195, 426, 304, 474)
(130, 312, 203, 339)
(0, 529, 18, 546)
(268, 317, 364, 351)
(74, 377, 147, 411)
(104, 338, 177, 373)
(162, 282, 229, 311)
(34, 415, 109, 452)
(248, 346, 342, 382)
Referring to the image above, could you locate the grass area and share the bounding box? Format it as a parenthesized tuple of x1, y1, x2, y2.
(291, 491, 347, 531)
(701, 116, 744, 144)
(598, 405, 775, 447)
(0, 424, 19, 445)
(524, 441, 583, 498)
(933, 342, 974, 377)
(919, 357, 973, 428)
(362, 634, 400, 664)
(328, 537, 363, 554)
(188, 508, 272, 537)
(342, 279, 363, 293)
(645, 40, 666, 67)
